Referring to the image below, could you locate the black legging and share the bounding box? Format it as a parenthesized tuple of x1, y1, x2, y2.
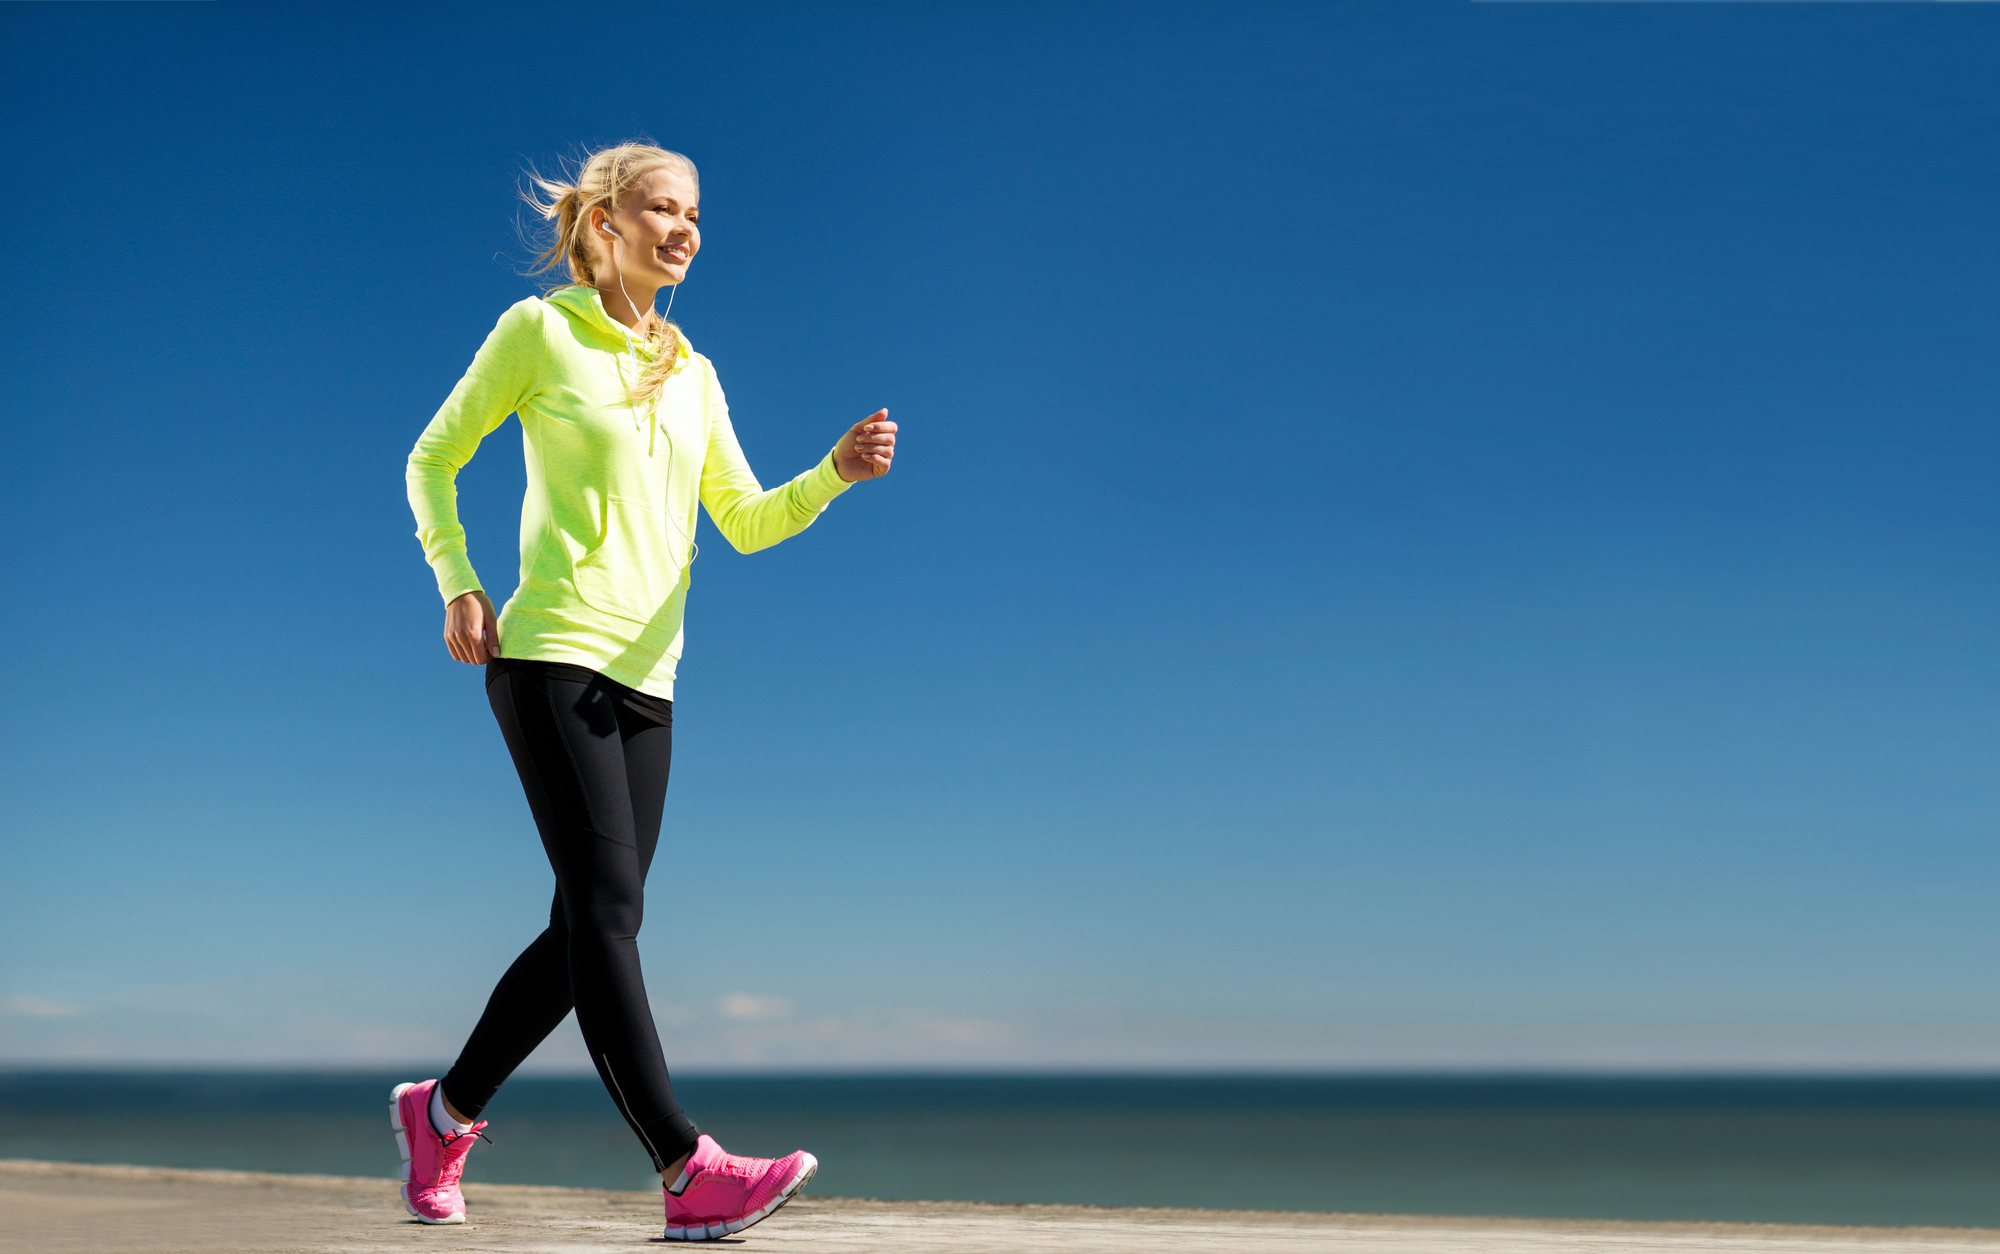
(439, 659, 700, 1171)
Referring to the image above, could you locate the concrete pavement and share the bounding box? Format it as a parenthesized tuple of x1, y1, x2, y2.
(6, 1159, 2000, 1254)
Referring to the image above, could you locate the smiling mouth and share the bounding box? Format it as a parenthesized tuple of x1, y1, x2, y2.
(657, 246, 688, 264)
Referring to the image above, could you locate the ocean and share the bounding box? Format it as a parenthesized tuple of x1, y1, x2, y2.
(4, 1072, 1998, 1226)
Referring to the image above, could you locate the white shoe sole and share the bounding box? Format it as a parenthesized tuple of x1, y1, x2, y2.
(389, 1081, 466, 1225)
(661, 1153, 818, 1241)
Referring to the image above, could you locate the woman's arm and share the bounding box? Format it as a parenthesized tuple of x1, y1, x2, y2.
(698, 363, 895, 553)
(406, 300, 542, 660)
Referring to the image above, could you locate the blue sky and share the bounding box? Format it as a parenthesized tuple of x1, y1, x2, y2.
(2, 0, 1997, 1071)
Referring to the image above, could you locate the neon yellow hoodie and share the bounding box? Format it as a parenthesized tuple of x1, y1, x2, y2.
(406, 286, 850, 698)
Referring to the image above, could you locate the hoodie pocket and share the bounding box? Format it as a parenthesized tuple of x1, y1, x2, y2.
(569, 494, 689, 624)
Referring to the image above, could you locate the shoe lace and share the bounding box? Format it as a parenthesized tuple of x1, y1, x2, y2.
(715, 1149, 764, 1178)
(436, 1124, 495, 1186)
(675, 1154, 752, 1198)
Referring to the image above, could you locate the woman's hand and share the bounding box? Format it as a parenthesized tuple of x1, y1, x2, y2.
(833, 410, 896, 482)
(444, 590, 501, 663)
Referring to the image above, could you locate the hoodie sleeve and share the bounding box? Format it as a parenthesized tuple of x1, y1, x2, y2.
(696, 356, 852, 555)
(405, 299, 543, 603)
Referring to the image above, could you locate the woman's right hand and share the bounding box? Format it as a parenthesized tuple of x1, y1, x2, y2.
(444, 590, 501, 663)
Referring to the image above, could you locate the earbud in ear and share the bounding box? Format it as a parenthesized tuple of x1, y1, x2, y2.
(600, 220, 620, 238)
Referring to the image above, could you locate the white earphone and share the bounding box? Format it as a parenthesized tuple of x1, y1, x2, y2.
(597, 214, 675, 329)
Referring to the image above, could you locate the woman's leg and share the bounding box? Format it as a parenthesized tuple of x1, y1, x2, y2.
(439, 664, 696, 1170)
(437, 890, 574, 1120)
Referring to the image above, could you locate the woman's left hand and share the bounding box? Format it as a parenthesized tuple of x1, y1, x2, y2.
(833, 410, 896, 482)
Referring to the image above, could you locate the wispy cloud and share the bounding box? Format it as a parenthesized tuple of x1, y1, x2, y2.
(690, 1008, 1022, 1067)
(2, 995, 86, 1019)
(718, 993, 794, 1020)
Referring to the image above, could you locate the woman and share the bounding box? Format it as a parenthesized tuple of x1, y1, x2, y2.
(396, 142, 895, 1240)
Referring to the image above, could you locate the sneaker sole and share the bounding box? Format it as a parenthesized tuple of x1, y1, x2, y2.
(389, 1082, 466, 1225)
(661, 1153, 818, 1241)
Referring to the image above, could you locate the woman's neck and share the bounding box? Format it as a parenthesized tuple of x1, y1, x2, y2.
(596, 273, 659, 331)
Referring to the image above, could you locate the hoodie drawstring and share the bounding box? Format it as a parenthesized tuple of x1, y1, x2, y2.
(608, 330, 699, 571)
(611, 334, 660, 455)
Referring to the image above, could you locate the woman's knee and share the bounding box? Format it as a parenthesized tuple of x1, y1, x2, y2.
(570, 884, 645, 938)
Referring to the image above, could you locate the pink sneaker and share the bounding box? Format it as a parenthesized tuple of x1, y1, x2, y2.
(388, 1080, 487, 1224)
(662, 1134, 818, 1241)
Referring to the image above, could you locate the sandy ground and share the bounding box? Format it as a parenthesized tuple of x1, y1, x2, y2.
(6, 1160, 2000, 1254)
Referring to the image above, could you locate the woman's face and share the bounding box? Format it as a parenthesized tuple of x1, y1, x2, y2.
(594, 166, 701, 289)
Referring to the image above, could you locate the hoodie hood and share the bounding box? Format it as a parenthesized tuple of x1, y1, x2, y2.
(545, 285, 690, 450)
(546, 284, 691, 370)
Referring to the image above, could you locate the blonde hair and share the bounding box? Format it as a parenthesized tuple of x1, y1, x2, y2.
(525, 142, 700, 408)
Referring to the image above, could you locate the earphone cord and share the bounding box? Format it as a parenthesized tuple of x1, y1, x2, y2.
(612, 241, 675, 345)
(607, 230, 696, 570)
